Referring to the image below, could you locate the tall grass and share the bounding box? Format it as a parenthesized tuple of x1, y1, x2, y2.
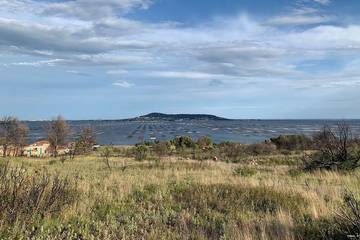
(0, 151, 359, 239)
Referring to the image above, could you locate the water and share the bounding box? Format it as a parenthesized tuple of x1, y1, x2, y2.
(25, 120, 360, 145)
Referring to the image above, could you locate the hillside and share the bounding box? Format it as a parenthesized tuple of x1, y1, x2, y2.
(132, 112, 230, 121)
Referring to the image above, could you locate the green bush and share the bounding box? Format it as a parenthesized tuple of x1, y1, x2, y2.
(271, 135, 313, 151)
(245, 142, 277, 155)
(171, 136, 196, 149)
(134, 145, 150, 161)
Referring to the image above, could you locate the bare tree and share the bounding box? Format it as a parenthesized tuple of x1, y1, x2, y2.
(306, 122, 360, 170)
(45, 116, 70, 158)
(0, 117, 28, 157)
(13, 123, 28, 156)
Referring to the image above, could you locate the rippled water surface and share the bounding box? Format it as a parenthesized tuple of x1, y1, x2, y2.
(26, 120, 360, 144)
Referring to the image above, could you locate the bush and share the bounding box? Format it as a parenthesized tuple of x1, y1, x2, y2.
(73, 127, 97, 155)
(171, 136, 196, 149)
(335, 191, 360, 238)
(305, 123, 360, 171)
(197, 136, 213, 150)
(134, 145, 150, 161)
(297, 191, 360, 240)
(217, 142, 246, 161)
(152, 141, 171, 157)
(246, 142, 277, 155)
(0, 163, 78, 230)
(271, 135, 313, 151)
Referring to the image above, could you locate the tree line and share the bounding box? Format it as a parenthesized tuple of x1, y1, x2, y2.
(0, 115, 97, 158)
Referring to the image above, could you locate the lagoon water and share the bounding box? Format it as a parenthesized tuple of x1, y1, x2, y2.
(25, 119, 360, 145)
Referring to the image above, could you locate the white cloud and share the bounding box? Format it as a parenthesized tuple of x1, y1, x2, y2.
(112, 80, 134, 88)
(285, 25, 360, 50)
(41, 0, 152, 20)
(313, 0, 331, 5)
(107, 69, 129, 75)
(266, 15, 332, 26)
(66, 70, 91, 77)
(149, 71, 233, 80)
(0, 0, 359, 93)
(11, 59, 65, 67)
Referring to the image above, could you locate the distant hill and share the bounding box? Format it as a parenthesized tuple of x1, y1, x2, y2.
(131, 113, 230, 121)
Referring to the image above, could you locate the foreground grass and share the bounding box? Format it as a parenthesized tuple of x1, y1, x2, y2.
(1, 154, 360, 239)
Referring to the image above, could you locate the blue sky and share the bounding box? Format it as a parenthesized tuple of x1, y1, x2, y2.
(1, 0, 360, 120)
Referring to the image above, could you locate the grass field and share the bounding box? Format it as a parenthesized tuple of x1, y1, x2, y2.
(1, 151, 359, 239)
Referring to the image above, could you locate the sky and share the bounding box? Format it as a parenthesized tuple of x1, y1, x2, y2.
(1, 0, 360, 120)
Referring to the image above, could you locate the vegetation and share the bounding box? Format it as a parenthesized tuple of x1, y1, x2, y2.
(305, 123, 360, 171)
(1, 117, 360, 239)
(270, 135, 313, 151)
(101, 146, 113, 170)
(0, 150, 359, 239)
(0, 161, 78, 238)
(0, 116, 28, 157)
(134, 144, 150, 161)
(335, 191, 360, 238)
(45, 115, 70, 157)
(70, 127, 97, 158)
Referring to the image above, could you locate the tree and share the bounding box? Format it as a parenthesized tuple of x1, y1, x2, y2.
(74, 127, 97, 155)
(305, 122, 360, 170)
(45, 116, 70, 158)
(0, 117, 28, 157)
(13, 123, 28, 156)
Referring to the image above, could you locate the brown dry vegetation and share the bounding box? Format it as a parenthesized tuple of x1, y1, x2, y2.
(0, 150, 359, 239)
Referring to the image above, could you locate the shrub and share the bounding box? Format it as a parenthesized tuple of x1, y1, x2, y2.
(100, 146, 112, 170)
(246, 142, 277, 155)
(152, 141, 171, 157)
(217, 142, 246, 161)
(297, 191, 360, 240)
(171, 136, 196, 149)
(197, 136, 213, 149)
(335, 191, 360, 238)
(0, 163, 78, 229)
(134, 145, 150, 161)
(270, 135, 313, 151)
(305, 123, 360, 171)
(73, 127, 97, 155)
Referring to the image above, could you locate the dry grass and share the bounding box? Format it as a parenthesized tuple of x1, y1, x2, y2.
(1, 153, 359, 239)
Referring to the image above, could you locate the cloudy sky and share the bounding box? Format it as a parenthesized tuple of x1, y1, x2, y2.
(1, 0, 360, 120)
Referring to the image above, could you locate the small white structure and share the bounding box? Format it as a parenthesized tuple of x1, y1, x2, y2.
(24, 141, 51, 157)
